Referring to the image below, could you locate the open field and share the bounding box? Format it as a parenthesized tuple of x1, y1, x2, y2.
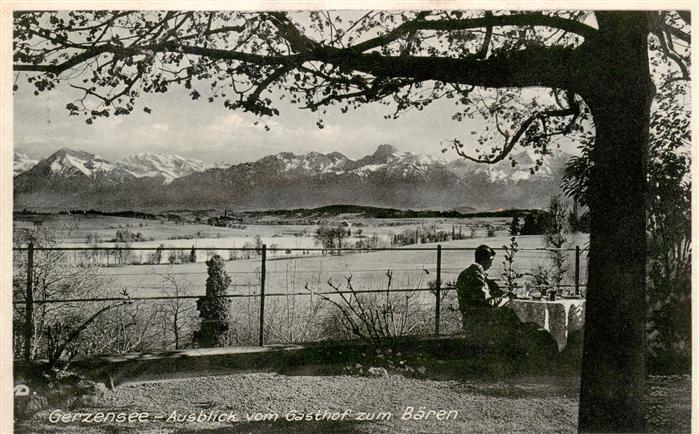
(14, 213, 589, 298)
(13, 213, 513, 249)
(20, 234, 589, 299)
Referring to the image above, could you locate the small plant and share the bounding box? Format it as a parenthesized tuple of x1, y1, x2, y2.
(525, 265, 552, 297)
(44, 289, 132, 370)
(544, 195, 570, 292)
(501, 237, 523, 294)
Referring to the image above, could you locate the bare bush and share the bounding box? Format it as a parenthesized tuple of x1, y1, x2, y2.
(309, 270, 432, 343)
(263, 260, 325, 344)
(80, 300, 165, 355)
(13, 226, 129, 370)
(159, 273, 197, 349)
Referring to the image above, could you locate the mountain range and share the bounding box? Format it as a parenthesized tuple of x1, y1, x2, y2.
(13, 145, 571, 212)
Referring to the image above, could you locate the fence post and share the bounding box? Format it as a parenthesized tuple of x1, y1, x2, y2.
(575, 245, 581, 296)
(258, 244, 267, 346)
(24, 242, 34, 362)
(435, 244, 442, 336)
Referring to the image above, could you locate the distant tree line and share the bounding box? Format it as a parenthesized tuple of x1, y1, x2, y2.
(509, 202, 589, 236)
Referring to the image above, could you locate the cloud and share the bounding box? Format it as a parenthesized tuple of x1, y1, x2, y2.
(152, 123, 170, 131)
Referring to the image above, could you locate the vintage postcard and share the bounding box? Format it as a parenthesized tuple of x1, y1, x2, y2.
(2, 2, 695, 433)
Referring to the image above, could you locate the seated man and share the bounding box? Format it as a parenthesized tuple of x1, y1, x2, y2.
(456, 245, 519, 344)
(456, 245, 559, 358)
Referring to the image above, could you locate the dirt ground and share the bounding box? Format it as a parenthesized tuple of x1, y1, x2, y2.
(15, 372, 690, 433)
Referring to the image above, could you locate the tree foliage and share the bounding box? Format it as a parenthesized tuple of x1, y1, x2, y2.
(12, 11, 688, 169)
(562, 77, 691, 370)
(508, 216, 520, 236)
(313, 225, 349, 253)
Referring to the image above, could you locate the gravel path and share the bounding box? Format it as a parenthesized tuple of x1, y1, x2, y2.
(18, 373, 580, 433)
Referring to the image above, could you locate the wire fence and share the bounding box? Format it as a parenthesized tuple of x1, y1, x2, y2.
(12, 243, 586, 362)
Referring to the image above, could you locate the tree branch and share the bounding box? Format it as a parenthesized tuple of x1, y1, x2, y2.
(478, 11, 494, 58)
(665, 24, 690, 44)
(241, 65, 292, 115)
(676, 11, 691, 25)
(314, 44, 577, 90)
(265, 12, 320, 53)
(351, 12, 597, 52)
(656, 29, 690, 80)
(452, 95, 580, 164)
(15, 11, 589, 123)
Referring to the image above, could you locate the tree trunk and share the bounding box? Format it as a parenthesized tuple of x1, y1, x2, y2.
(576, 12, 654, 433)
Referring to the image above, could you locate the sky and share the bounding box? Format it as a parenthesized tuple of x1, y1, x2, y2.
(14, 81, 583, 165)
(12, 9, 586, 166)
(11, 82, 485, 164)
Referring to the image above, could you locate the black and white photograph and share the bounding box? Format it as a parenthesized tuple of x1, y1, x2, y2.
(3, 4, 694, 433)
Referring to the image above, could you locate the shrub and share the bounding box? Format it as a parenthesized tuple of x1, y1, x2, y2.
(520, 210, 549, 235)
(312, 270, 432, 343)
(194, 255, 232, 347)
(113, 229, 144, 243)
(13, 226, 129, 370)
(509, 217, 521, 236)
(314, 225, 349, 253)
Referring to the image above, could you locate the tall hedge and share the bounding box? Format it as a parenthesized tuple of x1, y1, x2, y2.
(194, 254, 231, 347)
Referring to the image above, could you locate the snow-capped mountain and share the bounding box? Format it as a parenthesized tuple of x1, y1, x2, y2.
(166, 145, 569, 211)
(44, 148, 118, 177)
(255, 151, 350, 176)
(15, 148, 224, 185)
(118, 152, 220, 184)
(344, 144, 449, 176)
(13, 152, 38, 176)
(14, 148, 138, 203)
(446, 148, 568, 183)
(253, 145, 450, 178)
(14, 145, 571, 212)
